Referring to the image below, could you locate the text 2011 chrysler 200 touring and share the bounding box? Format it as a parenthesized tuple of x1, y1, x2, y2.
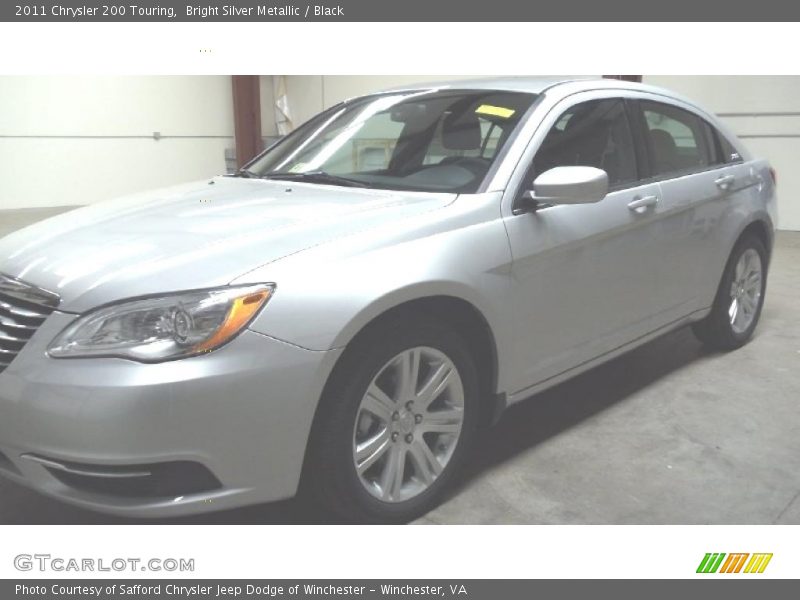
(0, 78, 776, 522)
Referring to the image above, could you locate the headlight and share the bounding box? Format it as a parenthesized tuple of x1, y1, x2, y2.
(48, 284, 274, 362)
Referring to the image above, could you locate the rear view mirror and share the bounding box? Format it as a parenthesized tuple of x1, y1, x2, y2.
(531, 166, 608, 205)
(390, 103, 429, 123)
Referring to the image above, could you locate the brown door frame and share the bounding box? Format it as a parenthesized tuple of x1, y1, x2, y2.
(232, 75, 263, 168)
(603, 75, 643, 83)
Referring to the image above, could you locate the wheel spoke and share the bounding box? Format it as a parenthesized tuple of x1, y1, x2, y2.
(355, 429, 391, 474)
(728, 297, 739, 324)
(735, 257, 746, 280)
(734, 300, 749, 329)
(397, 349, 421, 401)
(745, 270, 761, 290)
(740, 294, 755, 315)
(416, 362, 453, 409)
(380, 447, 406, 501)
(408, 439, 443, 485)
(421, 408, 463, 434)
(362, 383, 396, 421)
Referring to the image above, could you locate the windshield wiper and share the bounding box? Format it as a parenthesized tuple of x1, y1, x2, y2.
(263, 170, 369, 188)
(232, 168, 259, 178)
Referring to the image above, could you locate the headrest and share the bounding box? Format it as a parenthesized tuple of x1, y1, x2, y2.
(650, 129, 677, 154)
(442, 111, 482, 151)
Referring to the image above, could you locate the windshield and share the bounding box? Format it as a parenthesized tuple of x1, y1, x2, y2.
(244, 89, 538, 193)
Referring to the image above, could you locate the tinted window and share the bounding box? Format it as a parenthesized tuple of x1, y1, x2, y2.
(717, 130, 743, 164)
(423, 115, 507, 165)
(641, 101, 712, 177)
(532, 99, 637, 188)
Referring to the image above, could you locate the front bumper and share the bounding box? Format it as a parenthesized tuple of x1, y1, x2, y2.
(0, 312, 341, 518)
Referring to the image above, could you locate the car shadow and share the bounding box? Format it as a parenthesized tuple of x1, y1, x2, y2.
(457, 325, 711, 487)
(0, 325, 715, 525)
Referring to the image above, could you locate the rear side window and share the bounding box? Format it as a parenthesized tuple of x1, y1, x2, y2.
(701, 121, 743, 167)
(532, 98, 637, 188)
(640, 101, 714, 177)
(716, 130, 743, 164)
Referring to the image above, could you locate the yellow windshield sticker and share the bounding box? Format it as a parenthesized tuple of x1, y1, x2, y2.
(476, 104, 516, 119)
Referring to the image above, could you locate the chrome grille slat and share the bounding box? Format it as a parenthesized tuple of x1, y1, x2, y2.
(0, 291, 55, 315)
(0, 299, 49, 321)
(0, 333, 26, 347)
(0, 314, 38, 336)
(0, 274, 60, 374)
(0, 277, 59, 309)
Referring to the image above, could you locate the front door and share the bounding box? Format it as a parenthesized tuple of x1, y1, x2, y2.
(502, 97, 670, 394)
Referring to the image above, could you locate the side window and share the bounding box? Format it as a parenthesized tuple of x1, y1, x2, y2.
(532, 99, 637, 188)
(640, 101, 712, 177)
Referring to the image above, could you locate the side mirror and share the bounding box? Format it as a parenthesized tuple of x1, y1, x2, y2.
(530, 166, 609, 206)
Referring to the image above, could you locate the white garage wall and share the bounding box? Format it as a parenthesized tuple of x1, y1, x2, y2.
(0, 76, 234, 210)
(645, 76, 800, 231)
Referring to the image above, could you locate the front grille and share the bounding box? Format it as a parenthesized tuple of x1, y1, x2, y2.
(0, 274, 60, 374)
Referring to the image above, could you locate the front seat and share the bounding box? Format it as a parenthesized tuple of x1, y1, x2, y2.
(650, 129, 679, 174)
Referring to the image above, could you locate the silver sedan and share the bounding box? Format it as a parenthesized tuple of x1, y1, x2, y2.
(0, 77, 776, 522)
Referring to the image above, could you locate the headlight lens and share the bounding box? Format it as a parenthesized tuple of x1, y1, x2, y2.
(48, 284, 274, 362)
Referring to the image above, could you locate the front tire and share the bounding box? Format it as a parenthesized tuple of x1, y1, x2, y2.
(303, 315, 480, 523)
(692, 233, 768, 351)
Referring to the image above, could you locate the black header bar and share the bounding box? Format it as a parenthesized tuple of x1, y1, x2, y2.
(3, 579, 800, 599)
(2, 0, 799, 21)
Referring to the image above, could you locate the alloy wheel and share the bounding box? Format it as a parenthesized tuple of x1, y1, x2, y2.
(728, 248, 763, 334)
(352, 346, 465, 503)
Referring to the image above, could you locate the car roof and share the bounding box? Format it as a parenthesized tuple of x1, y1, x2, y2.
(377, 76, 717, 122)
(383, 76, 688, 99)
(382, 76, 593, 95)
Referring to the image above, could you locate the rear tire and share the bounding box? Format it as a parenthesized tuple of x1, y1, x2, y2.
(692, 233, 767, 351)
(303, 315, 480, 523)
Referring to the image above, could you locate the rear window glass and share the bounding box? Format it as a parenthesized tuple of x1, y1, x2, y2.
(641, 101, 713, 177)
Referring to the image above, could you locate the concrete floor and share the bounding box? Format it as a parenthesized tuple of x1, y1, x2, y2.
(1, 206, 799, 524)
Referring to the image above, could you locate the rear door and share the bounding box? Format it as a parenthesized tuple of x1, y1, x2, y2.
(632, 99, 751, 320)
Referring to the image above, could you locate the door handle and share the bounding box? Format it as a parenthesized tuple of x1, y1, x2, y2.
(715, 174, 735, 190)
(627, 195, 659, 212)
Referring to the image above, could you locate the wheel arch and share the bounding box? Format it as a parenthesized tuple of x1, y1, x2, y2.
(329, 294, 500, 408)
(297, 293, 502, 503)
(737, 217, 774, 260)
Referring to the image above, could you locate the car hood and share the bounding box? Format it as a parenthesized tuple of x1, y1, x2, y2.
(0, 177, 455, 312)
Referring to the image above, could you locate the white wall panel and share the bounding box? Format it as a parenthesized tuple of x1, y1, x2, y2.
(646, 76, 800, 230)
(0, 138, 231, 209)
(0, 76, 233, 210)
